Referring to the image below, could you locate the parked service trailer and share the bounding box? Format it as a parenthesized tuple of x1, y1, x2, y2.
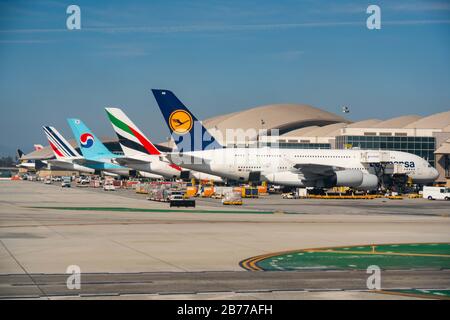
(222, 191, 242, 205)
(212, 186, 234, 199)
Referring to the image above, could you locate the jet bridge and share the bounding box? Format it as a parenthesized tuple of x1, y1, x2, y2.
(360, 151, 408, 190)
(360, 151, 391, 163)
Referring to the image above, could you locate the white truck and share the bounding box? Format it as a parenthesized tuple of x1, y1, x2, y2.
(61, 176, 71, 188)
(103, 181, 116, 191)
(423, 186, 450, 200)
(169, 191, 195, 207)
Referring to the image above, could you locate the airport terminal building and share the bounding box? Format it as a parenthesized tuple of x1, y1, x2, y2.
(23, 104, 450, 185)
(201, 105, 450, 184)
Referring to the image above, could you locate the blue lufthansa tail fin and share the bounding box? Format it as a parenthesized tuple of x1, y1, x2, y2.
(151, 89, 222, 152)
(67, 118, 115, 160)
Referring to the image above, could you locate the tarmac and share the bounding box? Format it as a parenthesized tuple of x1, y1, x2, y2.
(1, 180, 449, 299)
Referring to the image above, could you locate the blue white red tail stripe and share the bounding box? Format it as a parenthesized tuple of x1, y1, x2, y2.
(43, 126, 79, 158)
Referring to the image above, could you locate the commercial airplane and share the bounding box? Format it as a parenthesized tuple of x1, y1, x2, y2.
(42, 126, 96, 174)
(16, 149, 46, 170)
(105, 107, 223, 182)
(152, 89, 439, 189)
(66, 118, 134, 177)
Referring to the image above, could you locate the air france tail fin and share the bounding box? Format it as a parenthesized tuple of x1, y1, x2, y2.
(43, 126, 81, 160)
(105, 107, 161, 157)
(67, 118, 115, 160)
(151, 89, 222, 152)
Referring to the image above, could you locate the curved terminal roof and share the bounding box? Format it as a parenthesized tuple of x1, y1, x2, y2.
(203, 104, 349, 136)
(371, 115, 422, 128)
(282, 126, 320, 137)
(404, 110, 450, 129)
(345, 119, 382, 128)
(295, 122, 348, 137)
(202, 111, 241, 129)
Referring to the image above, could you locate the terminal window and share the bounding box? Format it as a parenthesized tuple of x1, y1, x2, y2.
(336, 136, 436, 167)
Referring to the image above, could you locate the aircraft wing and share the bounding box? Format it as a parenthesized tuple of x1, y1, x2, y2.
(291, 163, 342, 177)
(47, 159, 74, 167)
(113, 157, 150, 166)
(71, 158, 106, 166)
(166, 153, 210, 166)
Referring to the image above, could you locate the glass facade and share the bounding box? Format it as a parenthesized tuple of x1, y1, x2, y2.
(257, 142, 331, 149)
(227, 142, 331, 149)
(274, 142, 331, 149)
(336, 135, 436, 167)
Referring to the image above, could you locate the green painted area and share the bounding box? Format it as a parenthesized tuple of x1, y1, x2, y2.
(29, 206, 273, 215)
(384, 289, 450, 299)
(336, 243, 450, 255)
(255, 243, 450, 271)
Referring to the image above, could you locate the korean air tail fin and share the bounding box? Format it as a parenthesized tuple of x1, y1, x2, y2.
(67, 118, 115, 160)
(105, 107, 161, 157)
(151, 89, 222, 152)
(43, 126, 81, 160)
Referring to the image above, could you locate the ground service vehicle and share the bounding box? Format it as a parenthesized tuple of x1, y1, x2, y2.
(222, 192, 242, 205)
(169, 191, 195, 207)
(103, 181, 116, 191)
(423, 186, 450, 200)
(61, 176, 71, 188)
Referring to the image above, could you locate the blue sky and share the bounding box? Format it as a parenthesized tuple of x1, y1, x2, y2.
(0, 0, 449, 155)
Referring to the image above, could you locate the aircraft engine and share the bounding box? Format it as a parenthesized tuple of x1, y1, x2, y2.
(327, 170, 364, 187)
(356, 173, 379, 190)
(265, 171, 304, 187)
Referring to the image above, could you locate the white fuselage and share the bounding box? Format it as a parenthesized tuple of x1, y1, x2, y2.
(17, 162, 39, 169)
(47, 159, 95, 174)
(115, 153, 181, 179)
(116, 152, 224, 182)
(170, 147, 438, 187)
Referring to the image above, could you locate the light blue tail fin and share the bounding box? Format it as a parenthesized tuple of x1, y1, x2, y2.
(67, 118, 115, 160)
(151, 89, 222, 152)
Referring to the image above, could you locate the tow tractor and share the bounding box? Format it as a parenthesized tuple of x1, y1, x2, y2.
(169, 191, 195, 208)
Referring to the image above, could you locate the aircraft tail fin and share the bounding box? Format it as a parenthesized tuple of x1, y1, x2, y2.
(105, 107, 161, 157)
(16, 149, 24, 159)
(43, 126, 81, 160)
(151, 89, 222, 152)
(67, 118, 115, 160)
(35, 159, 47, 170)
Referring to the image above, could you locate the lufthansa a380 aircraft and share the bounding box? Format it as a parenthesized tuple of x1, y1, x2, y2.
(152, 89, 439, 190)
